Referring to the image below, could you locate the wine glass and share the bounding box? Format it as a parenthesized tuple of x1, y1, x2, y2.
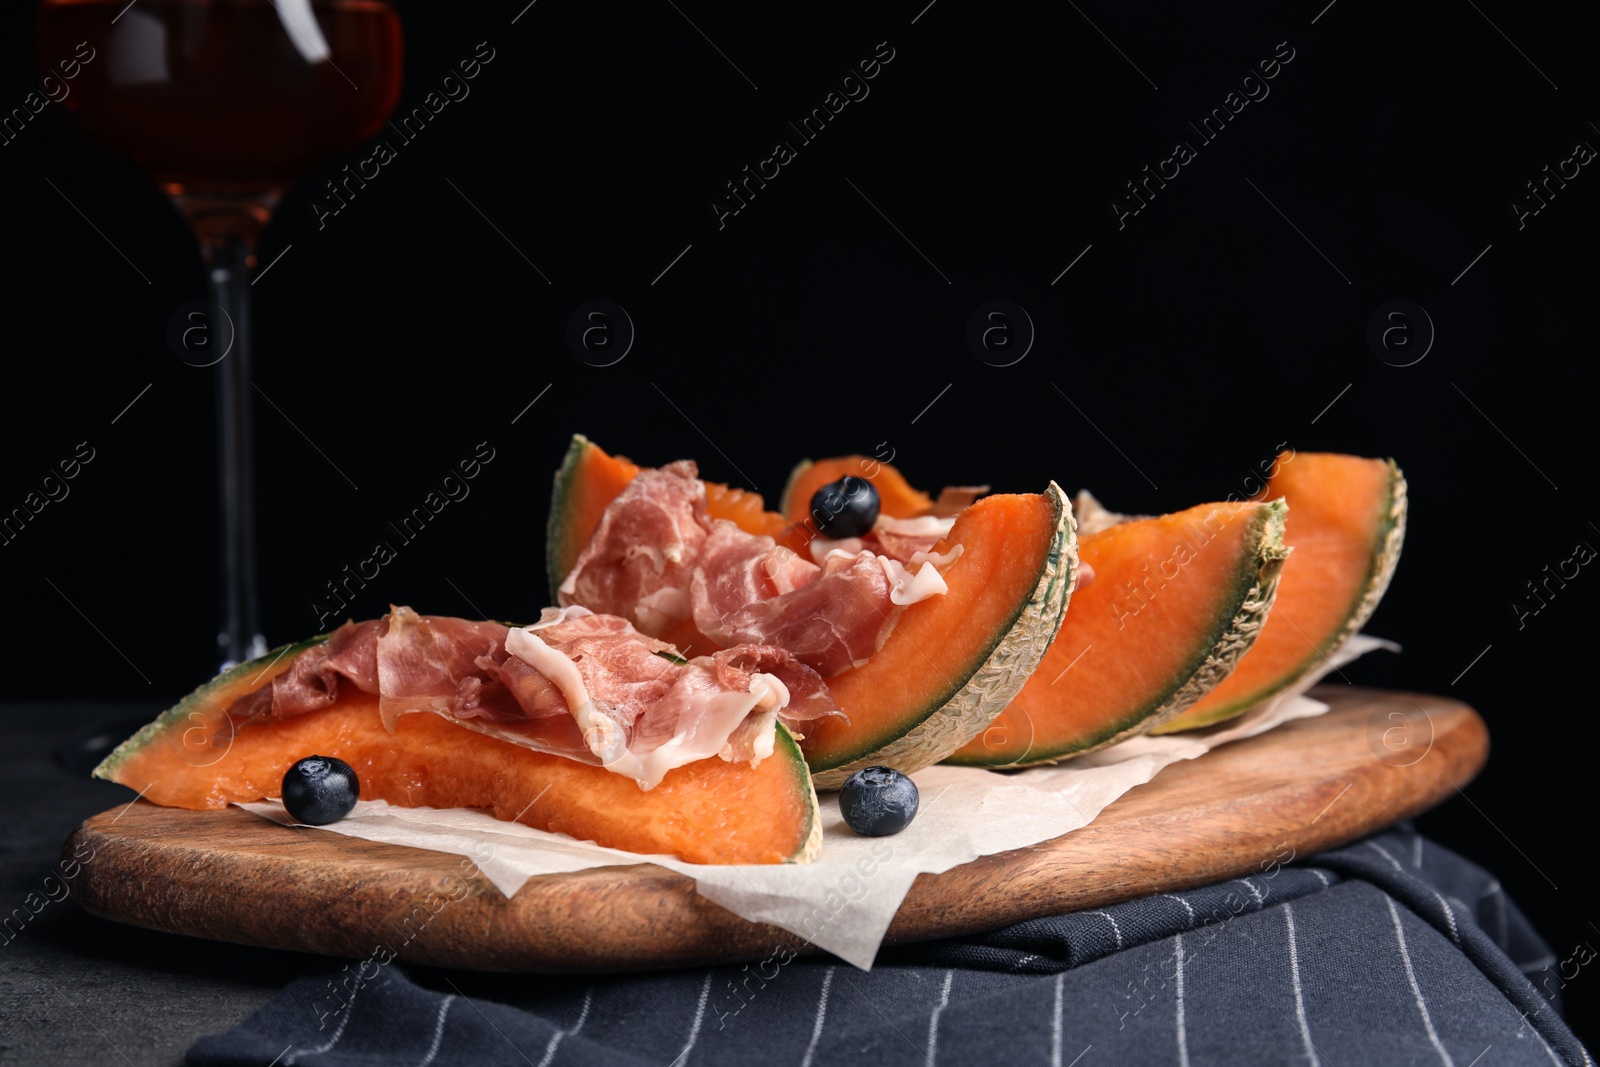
(35, 0, 403, 669)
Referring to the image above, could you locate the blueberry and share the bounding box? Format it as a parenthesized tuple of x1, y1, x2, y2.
(810, 476, 880, 539)
(281, 755, 360, 825)
(839, 766, 919, 836)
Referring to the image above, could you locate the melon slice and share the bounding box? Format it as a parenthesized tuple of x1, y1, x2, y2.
(945, 499, 1288, 767)
(94, 644, 822, 865)
(1151, 452, 1406, 732)
(544, 437, 1079, 788)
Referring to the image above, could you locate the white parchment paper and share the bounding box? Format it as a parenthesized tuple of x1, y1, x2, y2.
(241, 635, 1393, 969)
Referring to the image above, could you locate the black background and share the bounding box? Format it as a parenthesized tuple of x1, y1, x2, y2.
(2, 0, 1596, 1044)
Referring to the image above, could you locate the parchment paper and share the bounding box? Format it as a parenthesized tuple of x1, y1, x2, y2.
(241, 635, 1393, 969)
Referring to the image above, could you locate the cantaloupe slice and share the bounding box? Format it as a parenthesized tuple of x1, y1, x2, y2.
(1151, 452, 1406, 732)
(544, 437, 1078, 788)
(94, 645, 822, 865)
(945, 500, 1288, 766)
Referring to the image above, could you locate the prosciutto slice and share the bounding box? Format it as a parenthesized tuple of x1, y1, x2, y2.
(229, 617, 383, 722)
(227, 605, 839, 790)
(502, 608, 848, 787)
(707, 644, 838, 722)
(693, 550, 893, 675)
(868, 515, 957, 565)
(375, 607, 514, 730)
(690, 522, 819, 640)
(558, 460, 710, 636)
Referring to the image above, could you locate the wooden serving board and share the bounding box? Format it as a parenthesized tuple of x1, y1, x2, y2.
(64, 687, 1486, 972)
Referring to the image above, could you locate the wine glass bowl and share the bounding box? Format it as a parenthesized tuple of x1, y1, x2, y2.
(36, 0, 402, 247)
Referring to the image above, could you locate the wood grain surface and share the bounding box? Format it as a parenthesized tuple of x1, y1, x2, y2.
(63, 687, 1486, 972)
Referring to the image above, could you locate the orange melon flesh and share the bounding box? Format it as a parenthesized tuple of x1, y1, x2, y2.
(546, 435, 801, 599)
(800, 491, 1062, 770)
(95, 648, 819, 865)
(946, 501, 1283, 765)
(1154, 453, 1402, 731)
(705, 482, 793, 543)
(780, 456, 934, 528)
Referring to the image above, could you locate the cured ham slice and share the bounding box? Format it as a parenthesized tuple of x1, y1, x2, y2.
(502, 610, 840, 787)
(690, 522, 819, 642)
(692, 521, 820, 632)
(694, 534, 953, 669)
(226, 605, 838, 790)
(707, 644, 839, 724)
(228, 617, 383, 721)
(376, 606, 515, 730)
(870, 515, 956, 565)
(558, 460, 709, 636)
(696, 551, 893, 675)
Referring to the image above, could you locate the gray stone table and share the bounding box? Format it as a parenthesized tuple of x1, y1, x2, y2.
(0, 701, 312, 1066)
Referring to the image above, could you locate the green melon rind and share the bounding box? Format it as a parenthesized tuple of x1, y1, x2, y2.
(545, 433, 595, 603)
(1152, 460, 1408, 732)
(808, 481, 1078, 790)
(948, 501, 1291, 767)
(774, 723, 824, 862)
(90, 637, 328, 783)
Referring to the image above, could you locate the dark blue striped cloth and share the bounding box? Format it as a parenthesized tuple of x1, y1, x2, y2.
(188, 827, 1593, 1066)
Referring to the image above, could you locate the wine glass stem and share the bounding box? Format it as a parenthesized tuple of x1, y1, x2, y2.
(205, 237, 266, 670)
